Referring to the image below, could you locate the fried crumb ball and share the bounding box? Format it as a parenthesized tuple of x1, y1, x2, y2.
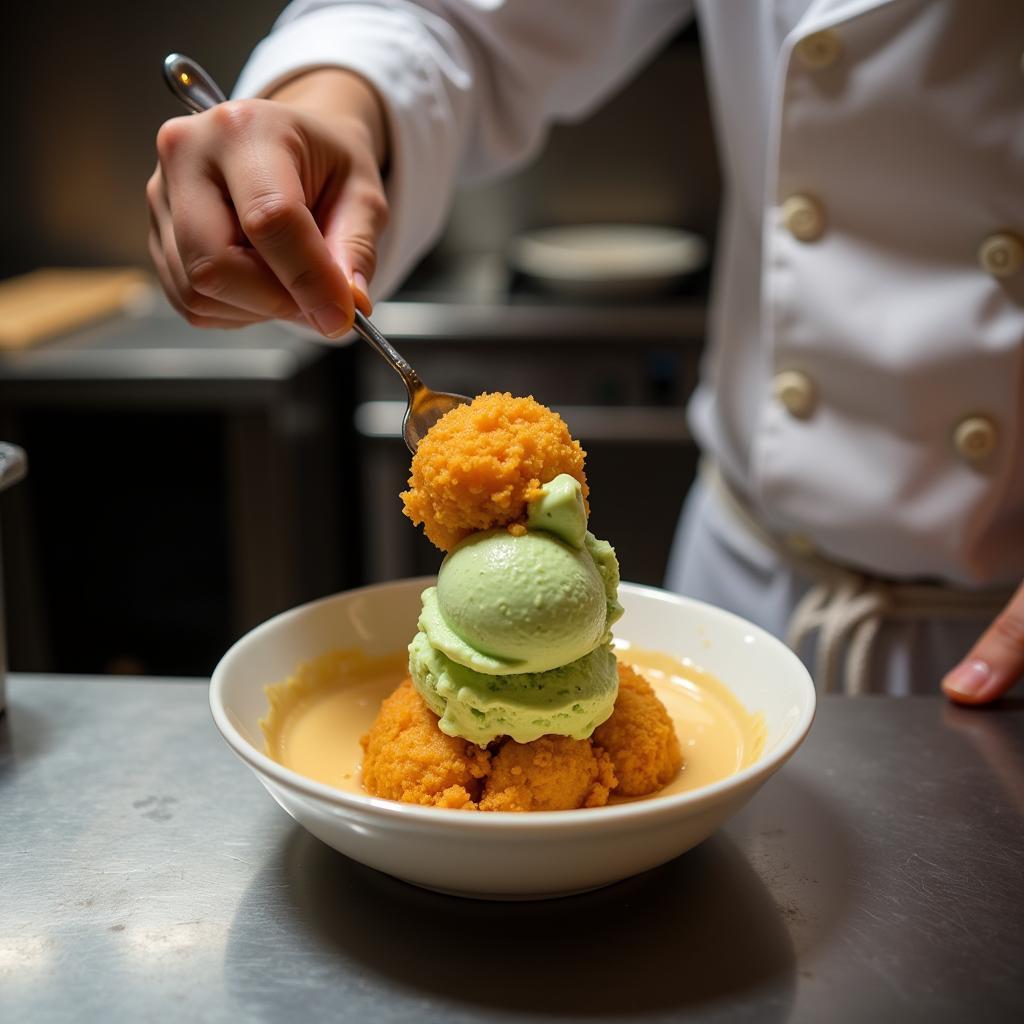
(400, 392, 588, 551)
(360, 679, 490, 809)
(360, 664, 682, 811)
(480, 735, 618, 812)
(593, 663, 683, 796)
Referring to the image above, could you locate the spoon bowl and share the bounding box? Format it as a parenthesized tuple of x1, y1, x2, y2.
(351, 311, 471, 451)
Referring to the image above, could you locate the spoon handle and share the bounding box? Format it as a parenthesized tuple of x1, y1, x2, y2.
(163, 53, 227, 113)
(352, 311, 422, 394)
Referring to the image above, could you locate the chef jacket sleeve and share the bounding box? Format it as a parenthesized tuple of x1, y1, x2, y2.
(234, 0, 692, 299)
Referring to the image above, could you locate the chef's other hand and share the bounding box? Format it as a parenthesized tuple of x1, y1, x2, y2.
(147, 69, 389, 338)
(942, 580, 1024, 705)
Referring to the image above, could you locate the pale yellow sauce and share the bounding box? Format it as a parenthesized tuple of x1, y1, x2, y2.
(612, 641, 765, 800)
(261, 645, 765, 802)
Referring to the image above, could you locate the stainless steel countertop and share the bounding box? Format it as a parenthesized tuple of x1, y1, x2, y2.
(0, 301, 323, 384)
(3, 675, 1022, 1023)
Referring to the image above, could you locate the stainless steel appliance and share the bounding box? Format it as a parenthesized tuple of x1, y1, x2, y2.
(0, 443, 27, 712)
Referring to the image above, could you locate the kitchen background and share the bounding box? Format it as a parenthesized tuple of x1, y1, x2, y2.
(1, 2, 720, 676)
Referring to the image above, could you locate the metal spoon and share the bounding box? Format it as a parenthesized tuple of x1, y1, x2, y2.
(162, 53, 471, 451)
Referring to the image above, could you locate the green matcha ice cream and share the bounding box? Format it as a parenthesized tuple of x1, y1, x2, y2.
(410, 474, 624, 746)
(409, 631, 619, 745)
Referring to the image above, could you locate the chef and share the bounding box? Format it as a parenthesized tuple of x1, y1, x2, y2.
(147, 0, 1024, 702)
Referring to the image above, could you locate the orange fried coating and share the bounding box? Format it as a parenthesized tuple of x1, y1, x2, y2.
(593, 663, 683, 797)
(400, 392, 588, 551)
(479, 736, 618, 812)
(360, 663, 682, 811)
(360, 679, 490, 809)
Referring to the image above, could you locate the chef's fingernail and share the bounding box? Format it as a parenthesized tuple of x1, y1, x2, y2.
(352, 272, 372, 313)
(942, 659, 993, 698)
(310, 303, 351, 338)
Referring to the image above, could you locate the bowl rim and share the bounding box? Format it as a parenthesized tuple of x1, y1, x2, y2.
(210, 578, 816, 831)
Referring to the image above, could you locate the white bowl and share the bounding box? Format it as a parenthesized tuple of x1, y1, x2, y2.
(210, 579, 815, 900)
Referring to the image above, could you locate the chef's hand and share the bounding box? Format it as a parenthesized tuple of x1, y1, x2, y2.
(147, 68, 389, 337)
(942, 580, 1024, 705)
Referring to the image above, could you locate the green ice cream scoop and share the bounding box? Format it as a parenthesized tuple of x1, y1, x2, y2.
(411, 473, 624, 743)
(420, 476, 623, 675)
(409, 630, 619, 746)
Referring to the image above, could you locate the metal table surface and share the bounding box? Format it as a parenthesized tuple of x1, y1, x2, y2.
(2, 675, 1022, 1023)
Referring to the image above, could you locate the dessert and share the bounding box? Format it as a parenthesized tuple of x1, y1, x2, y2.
(360, 392, 683, 810)
(262, 392, 765, 812)
(261, 642, 764, 805)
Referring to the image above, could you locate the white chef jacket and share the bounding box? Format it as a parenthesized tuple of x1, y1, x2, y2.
(236, 0, 1024, 590)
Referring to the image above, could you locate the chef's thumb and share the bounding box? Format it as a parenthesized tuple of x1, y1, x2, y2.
(942, 580, 1024, 705)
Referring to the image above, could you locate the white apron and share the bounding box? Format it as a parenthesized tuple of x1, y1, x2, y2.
(666, 470, 1011, 695)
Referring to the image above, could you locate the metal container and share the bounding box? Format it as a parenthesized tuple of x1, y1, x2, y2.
(0, 443, 27, 714)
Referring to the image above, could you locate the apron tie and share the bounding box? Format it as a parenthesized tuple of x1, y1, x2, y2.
(702, 462, 1010, 694)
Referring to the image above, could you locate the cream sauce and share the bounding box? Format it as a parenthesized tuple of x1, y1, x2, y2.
(611, 641, 764, 800)
(261, 645, 764, 801)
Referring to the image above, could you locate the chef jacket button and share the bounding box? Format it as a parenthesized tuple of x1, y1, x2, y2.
(953, 416, 998, 462)
(782, 194, 826, 242)
(978, 232, 1024, 278)
(795, 30, 843, 71)
(785, 532, 817, 557)
(773, 370, 817, 419)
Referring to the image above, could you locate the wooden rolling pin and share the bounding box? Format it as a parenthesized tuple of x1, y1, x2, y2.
(0, 268, 153, 350)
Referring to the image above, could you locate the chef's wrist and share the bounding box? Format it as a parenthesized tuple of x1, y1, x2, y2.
(268, 68, 390, 170)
